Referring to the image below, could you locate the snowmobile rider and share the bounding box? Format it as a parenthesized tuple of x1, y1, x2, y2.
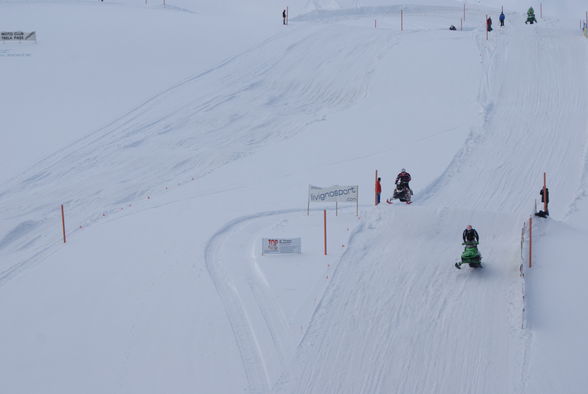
(395, 168, 413, 195)
(462, 225, 479, 243)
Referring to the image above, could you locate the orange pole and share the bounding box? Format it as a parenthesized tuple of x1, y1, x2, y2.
(543, 172, 547, 213)
(375, 170, 378, 206)
(323, 209, 327, 255)
(486, 15, 488, 40)
(61, 204, 67, 243)
(528, 217, 532, 268)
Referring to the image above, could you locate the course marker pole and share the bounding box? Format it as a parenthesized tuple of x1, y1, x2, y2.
(543, 172, 547, 213)
(401, 9, 404, 31)
(486, 14, 488, 40)
(61, 204, 66, 243)
(323, 210, 327, 255)
(528, 217, 533, 268)
(375, 170, 378, 206)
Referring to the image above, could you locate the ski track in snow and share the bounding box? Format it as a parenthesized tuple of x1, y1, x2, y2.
(0, 23, 396, 283)
(1, 3, 587, 393)
(269, 13, 588, 394)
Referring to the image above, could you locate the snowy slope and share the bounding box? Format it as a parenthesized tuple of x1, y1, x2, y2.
(1, 1, 587, 393)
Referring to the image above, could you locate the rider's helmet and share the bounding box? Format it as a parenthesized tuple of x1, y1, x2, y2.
(401, 168, 406, 173)
(466, 225, 473, 230)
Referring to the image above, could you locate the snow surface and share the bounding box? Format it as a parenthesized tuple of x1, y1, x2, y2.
(1, 1, 587, 393)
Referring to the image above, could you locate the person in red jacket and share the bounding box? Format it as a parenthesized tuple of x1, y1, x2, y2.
(375, 177, 382, 205)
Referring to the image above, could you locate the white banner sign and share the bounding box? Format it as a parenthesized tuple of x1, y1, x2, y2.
(262, 238, 301, 255)
(1, 32, 36, 41)
(308, 185, 358, 203)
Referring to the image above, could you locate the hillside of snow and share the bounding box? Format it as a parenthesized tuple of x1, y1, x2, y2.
(1, 1, 587, 393)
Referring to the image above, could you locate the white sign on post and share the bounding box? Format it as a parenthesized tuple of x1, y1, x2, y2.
(307, 184, 359, 215)
(262, 238, 301, 255)
(308, 185, 358, 202)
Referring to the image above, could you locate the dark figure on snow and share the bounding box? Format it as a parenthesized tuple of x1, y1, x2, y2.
(449, 25, 457, 31)
(396, 168, 411, 188)
(499, 12, 505, 26)
(536, 187, 549, 217)
(486, 17, 493, 32)
(463, 225, 479, 243)
(375, 177, 382, 205)
(282, 9, 287, 25)
(525, 7, 537, 24)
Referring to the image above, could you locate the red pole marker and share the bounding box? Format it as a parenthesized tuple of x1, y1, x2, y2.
(486, 15, 488, 40)
(323, 209, 327, 255)
(61, 204, 66, 243)
(375, 170, 378, 206)
(528, 217, 533, 268)
(543, 172, 547, 213)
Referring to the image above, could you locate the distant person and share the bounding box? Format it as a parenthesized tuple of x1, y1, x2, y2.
(462, 225, 479, 243)
(449, 25, 457, 31)
(375, 177, 382, 205)
(499, 11, 505, 26)
(486, 16, 493, 32)
(282, 9, 287, 25)
(535, 187, 549, 217)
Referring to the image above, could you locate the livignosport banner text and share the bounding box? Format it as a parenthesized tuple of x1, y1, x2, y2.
(262, 238, 302, 255)
(1, 32, 36, 41)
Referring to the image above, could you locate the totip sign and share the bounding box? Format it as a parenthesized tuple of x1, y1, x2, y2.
(262, 238, 301, 255)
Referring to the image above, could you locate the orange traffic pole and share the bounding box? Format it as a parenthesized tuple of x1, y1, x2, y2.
(528, 217, 532, 268)
(61, 204, 67, 243)
(543, 172, 547, 214)
(323, 209, 327, 255)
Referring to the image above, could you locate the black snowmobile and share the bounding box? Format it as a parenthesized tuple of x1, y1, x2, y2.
(386, 183, 412, 204)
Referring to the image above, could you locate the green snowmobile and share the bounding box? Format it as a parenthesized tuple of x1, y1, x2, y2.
(455, 241, 482, 269)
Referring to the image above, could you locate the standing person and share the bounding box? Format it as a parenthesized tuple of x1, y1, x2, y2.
(282, 9, 287, 25)
(462, 225, 479, 243)
(486, 16, 493, 31)
(536, 187, 550, 217)
(499, 11, 505, 26)
(375, 177, 382, 205)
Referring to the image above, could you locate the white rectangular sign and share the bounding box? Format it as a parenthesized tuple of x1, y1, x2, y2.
(308, 185, 358, 203)
(262, 238, 301, 255)
(1, 32, 36, 41)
